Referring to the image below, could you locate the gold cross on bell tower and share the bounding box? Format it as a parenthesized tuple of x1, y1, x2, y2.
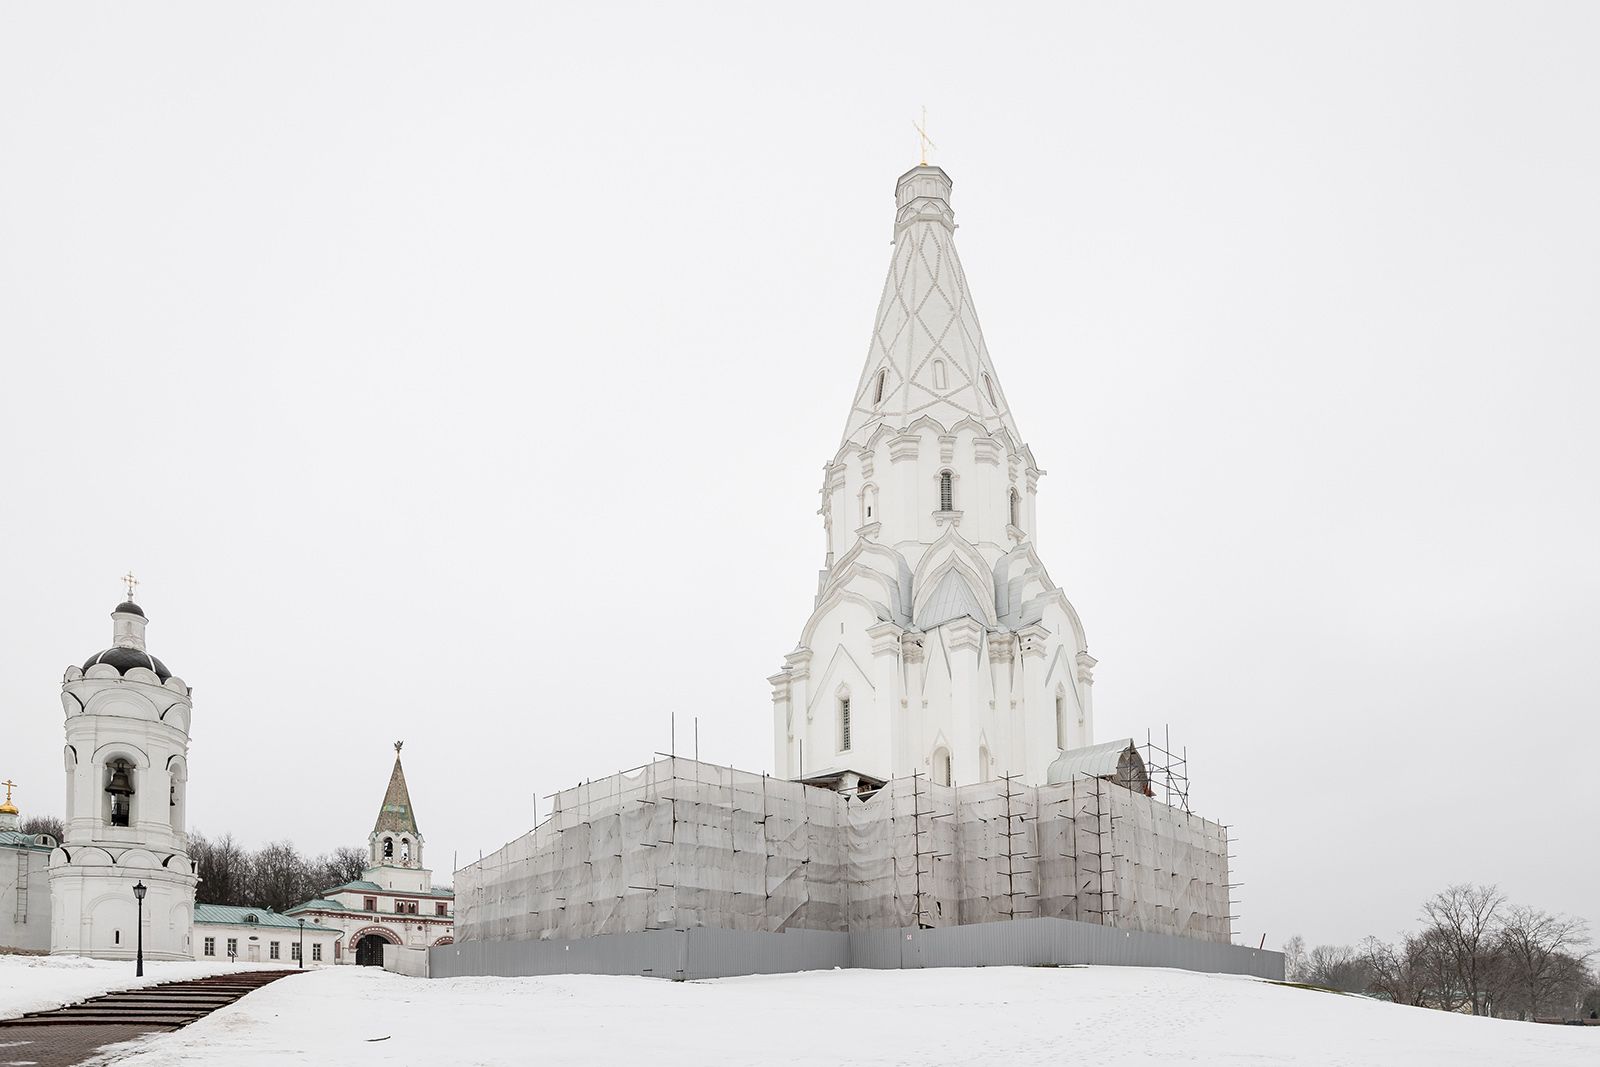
(0, 780, 16, 813)
(913, 106, 938, 167)
(121, 571, 139, 602)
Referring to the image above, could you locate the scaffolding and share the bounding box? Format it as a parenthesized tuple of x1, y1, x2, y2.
(456, 755, 1233, 947)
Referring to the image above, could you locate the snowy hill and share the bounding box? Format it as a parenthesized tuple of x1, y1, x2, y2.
(84, 964, 1599, 1066)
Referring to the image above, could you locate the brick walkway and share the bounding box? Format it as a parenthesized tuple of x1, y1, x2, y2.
(0, 970, 302, 1066)
(0, 1022, 169, 1067)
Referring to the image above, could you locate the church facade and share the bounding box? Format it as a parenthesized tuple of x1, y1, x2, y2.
(771, 165, 1095, 793)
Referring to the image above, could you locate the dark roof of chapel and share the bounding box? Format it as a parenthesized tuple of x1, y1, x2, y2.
(113, 601, 146, 617)
(82, 646, 172, 682)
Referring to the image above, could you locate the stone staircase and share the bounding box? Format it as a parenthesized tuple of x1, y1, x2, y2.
(0, 969, 301, 1030)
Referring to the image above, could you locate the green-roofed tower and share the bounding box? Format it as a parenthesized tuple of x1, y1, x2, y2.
(364, 741, 432, 894)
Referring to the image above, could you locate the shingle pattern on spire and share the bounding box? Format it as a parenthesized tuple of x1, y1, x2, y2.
(372, 754, 419, 835)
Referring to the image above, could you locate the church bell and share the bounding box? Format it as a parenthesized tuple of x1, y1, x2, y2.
(105, 761, 134, 797)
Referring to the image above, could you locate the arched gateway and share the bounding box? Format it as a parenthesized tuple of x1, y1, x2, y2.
(349, 925, 402, 966)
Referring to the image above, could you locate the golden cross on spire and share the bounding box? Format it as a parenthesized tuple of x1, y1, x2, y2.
(913, 105, 938, 167)
(121, 571, 139, 602)
(1, 780, 14, 806)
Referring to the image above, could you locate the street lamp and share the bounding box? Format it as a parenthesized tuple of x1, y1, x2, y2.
(297, 918, 305, 970)
(132, 881, 147, 978)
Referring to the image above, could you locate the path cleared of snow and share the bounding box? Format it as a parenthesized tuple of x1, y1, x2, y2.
(0, 954, 299, 1020)
(101, 964, 1595, 1066)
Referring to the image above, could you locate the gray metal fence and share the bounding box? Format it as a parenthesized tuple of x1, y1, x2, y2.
(429, 918, 1282, 982)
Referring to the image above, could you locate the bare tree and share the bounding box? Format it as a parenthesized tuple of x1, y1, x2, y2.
(1498, 907, 1592, 1019)
(1281, 935, 1307, 982)
(1422, 883, 1505, 1015)
(246, 839, 309, 913)
(1363, 935, 1433, 1007)
(1302, 943, 1372, 993)
(307, 846, 369, 895)
(19, 814, 65, 844)
(191, 831, 253, 906)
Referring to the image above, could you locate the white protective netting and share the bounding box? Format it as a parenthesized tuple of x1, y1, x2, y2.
(455, 759, 1231, 944)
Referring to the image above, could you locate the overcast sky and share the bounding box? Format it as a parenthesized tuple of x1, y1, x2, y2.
(2, 2, 1595, 951)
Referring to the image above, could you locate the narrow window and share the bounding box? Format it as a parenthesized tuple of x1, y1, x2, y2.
(291, 943, 301, 961)
(270, 941, 280, 960)
(204, 937, 215, 957)
(436, 902, 447, 916)
(933, 748, 952, 787)
(1009, 487, 1020, 528)
(313, 944, 323, 962)
(115, 929, 121, 945)
(874, 369, 888, 405)
(933, 360, 947, 389)
(979, 745, 991, 780)
(939, 470, 953, 511)
(105, 758, 134, 828)
(227, 938, 238, 956)
(1056, 691, 1067, 749)
(984, 373, 997, 406)
(364, 896, 377, 911)
(383, 837, 394, 859)
(840, 697, 852, 752)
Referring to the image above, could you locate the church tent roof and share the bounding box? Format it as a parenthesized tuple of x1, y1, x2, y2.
(373, 751, 420, 835)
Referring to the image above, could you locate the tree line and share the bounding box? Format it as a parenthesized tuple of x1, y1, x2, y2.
(1285, 883, 1598, 1022)
(188, 832, 370, 913)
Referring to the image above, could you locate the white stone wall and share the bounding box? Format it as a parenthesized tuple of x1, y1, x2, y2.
(0, 844, 54, 953)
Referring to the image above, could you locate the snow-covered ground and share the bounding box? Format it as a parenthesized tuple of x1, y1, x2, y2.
(91, 964, 1595, 1066)
(0, 954, 295, 1020)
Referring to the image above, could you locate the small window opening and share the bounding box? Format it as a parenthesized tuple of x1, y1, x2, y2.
(933, 748, 952, 787)
(939, 470, 953, 512)
(382, 837, 394, 859)
(1056, 691, 1067, 749)
(874, 369, 888, 405)
(1009, 487, 1020, 528)
(933, 360, 947, 389)
(984, 373, 997, 406)
(840, 697, 852, 752)
(115, 929, 121, 945)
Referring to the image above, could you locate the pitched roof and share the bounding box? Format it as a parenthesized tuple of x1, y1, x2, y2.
(839, 166, 1024, 451)
(373, 752, 419, 835)
(0, 829, 55, 851)
(194, 903, 339, 931)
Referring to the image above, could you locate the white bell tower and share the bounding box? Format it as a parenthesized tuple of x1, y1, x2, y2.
(48, 581, 198, 960)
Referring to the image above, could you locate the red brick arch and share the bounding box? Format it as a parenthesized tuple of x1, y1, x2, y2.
(346, 925, 404, 950)
(433, 935, 454, 946)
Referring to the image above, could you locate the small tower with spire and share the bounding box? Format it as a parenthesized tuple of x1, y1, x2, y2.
(364, 742, 433, 894)
(48, 583, 198, 960)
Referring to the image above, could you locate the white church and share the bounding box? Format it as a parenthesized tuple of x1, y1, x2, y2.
(444, 163, 1269, 980)
(771, 163, 1096, 795)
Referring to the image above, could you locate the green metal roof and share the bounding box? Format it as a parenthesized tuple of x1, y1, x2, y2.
(193, 903, 342, 931)
(0, 830, 55, 852)
(289, 897, 347, 912)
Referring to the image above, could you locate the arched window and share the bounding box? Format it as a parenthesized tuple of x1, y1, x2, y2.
(874, 369, 888, 405)
(978, 745, 991, 781)
(983, 373, 997, 406)
(933, 360, 947, 389)
(933, 747, 952, 787)
(382, 837, 394, 860)
(860, 484, 877, 524)
(939, 470, 954, 512)
(400, 838, 411, 864)
(839, 696, 852, 752)
(1009, 487, 1020, 528)
(1055, 689, 1068, 749)
(104, 758, 135, 828)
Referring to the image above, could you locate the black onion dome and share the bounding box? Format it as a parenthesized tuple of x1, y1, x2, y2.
(82, 647, 172, 682)
(113, 601, 146, 618)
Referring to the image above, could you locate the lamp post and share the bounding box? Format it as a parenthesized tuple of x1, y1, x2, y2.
(132, 881, 147, 978)
(298, 918, 305, 970)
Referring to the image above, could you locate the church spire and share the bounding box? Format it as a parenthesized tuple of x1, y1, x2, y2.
(373, 742, 419, 835)
(840, 165, 1023, 450)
